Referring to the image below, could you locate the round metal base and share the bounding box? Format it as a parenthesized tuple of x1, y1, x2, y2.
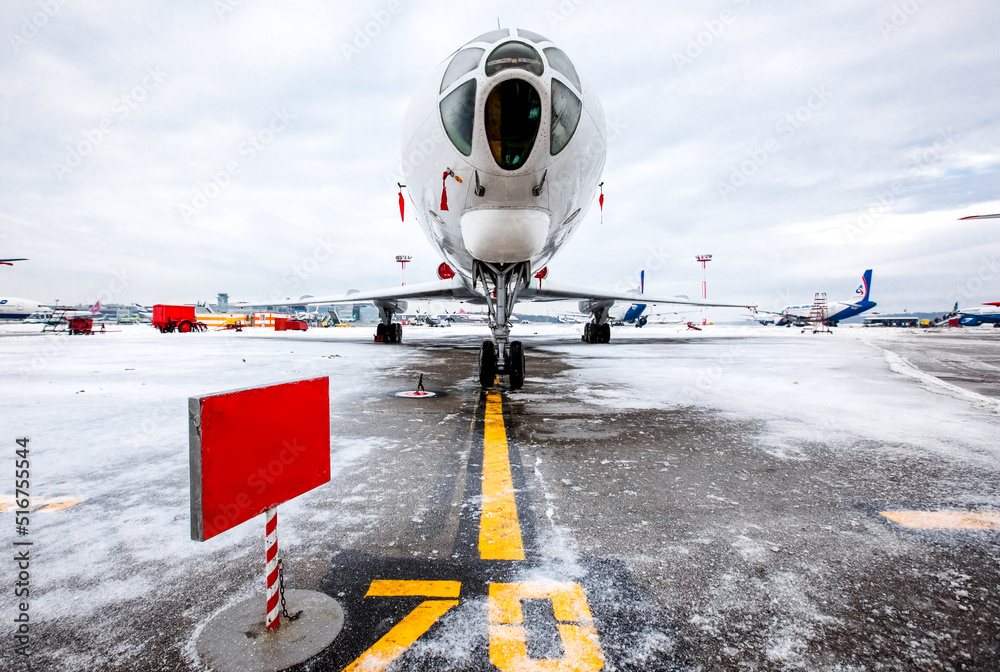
(196, 589, 344, 672)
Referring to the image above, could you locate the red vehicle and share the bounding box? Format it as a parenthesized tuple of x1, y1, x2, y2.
(152, 305, 207, 333)
(68, 317, 94, 335)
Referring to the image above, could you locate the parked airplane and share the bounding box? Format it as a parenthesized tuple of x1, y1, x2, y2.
(263, 28, 750, 389)
(954, 302, 1000, 327)
(756, 270, 876, 327)
(0, 297, 47, 321)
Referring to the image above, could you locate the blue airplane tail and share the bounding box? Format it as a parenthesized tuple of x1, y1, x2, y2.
(855, 269, 873, 301)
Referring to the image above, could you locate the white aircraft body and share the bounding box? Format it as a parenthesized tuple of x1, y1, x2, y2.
(0, 297, 45, 321)
(756, 270, 876, 327)
(271, 28, 749, 388)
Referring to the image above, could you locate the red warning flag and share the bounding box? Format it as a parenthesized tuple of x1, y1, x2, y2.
(398, 188, 405, 222)
(441, 171, 450, 211)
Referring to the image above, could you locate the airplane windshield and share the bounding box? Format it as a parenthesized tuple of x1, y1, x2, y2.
(440, 79, 477, 156)
(543, 47, 581, 91)
(485, 79, 541, 170)
(440, 48, 484, 93)
(550, 79, 582, 155)
(485, 42, 544, 77)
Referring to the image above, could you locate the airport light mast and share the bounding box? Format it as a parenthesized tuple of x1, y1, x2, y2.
(696, 255, 712, 299)
(396, 255, 411, 286)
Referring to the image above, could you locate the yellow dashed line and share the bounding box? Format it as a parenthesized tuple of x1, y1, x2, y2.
(479, 392, 525, 560)
(341, 599, 459, 672)
(881, 511, 1000, 529)
(0, 496, 84, 513)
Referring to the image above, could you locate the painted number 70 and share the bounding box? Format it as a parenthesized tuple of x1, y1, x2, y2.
(342, 580, 605, 671)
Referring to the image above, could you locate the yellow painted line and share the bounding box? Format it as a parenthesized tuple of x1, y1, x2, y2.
(0, 496, 85, 513)
(479, 392, 525, 560)
(489, 623, 605, 672)
(488, 582, 604, 671)
(881, 511, 1000, 529)
(489, 582, 594, 624)
(340, 599, 459, 672)
(365, 580, 461, 599)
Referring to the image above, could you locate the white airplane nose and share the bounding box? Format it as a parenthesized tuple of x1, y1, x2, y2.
(460, 208, 549, 263)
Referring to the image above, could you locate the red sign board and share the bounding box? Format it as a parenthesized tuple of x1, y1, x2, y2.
(189, 377, 330, 541)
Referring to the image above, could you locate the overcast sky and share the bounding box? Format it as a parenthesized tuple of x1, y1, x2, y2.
(2, 0, 998, 314)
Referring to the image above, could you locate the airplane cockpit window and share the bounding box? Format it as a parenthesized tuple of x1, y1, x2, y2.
(466, 29, 510, 45)
(550, 79, 582, 155)
(485, 42, 544, 77)
(543, 47, 581, 91)
(485, 79, 541, 170)
(515, 29, 551, 44)
(440, 79, 477, 156)
(440, 48, 484, 93)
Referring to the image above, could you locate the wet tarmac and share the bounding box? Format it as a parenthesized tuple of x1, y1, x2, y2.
(1, 324, 998, 670)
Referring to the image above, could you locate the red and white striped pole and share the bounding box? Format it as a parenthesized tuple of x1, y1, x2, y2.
(265, 507, 280, 629)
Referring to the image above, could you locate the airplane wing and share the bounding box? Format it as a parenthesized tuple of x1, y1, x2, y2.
(235, 277, 481, 308)
(523, 280, 754, 309)
(0, 258, 28, 266)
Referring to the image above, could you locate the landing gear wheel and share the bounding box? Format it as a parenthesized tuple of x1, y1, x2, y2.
(507, 341, 525, 390)
(599, 323, 611, 343)
(582, 323, 594, 343)
(375, 323, 387, 342)
(479, 340, 497, 389)
(391, 323, 402, 343)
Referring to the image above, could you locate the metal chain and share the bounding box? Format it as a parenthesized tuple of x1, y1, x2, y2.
(277, 558, 303, 621)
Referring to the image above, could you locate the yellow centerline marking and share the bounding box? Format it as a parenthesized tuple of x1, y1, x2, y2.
(341, 599, 459, 672)
(365, 580, 461, 598)
(479, 392, 525, 560)
(881, 511, 1000, 529)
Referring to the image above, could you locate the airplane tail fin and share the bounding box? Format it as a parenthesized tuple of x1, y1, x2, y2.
(855, 269, 873, 301)
(89, 300, 101, 314)
(639, 270, 644, 295)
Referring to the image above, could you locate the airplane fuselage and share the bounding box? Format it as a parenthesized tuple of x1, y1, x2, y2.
(0, 297, 44, 321)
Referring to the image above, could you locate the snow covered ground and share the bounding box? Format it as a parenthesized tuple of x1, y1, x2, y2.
(0, 322, 997, 670)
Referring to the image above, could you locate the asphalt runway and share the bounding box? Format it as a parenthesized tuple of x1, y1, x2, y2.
(1, 323, 998, 671)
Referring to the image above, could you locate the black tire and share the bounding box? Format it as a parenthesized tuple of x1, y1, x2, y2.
(599, 323, 611, 343)
(375, 323, 387, 342)
(392, 323, 403, 343)
(508, 341, 525, 390)
(479, 340, 497, 389)
(582, 323, 592, 343)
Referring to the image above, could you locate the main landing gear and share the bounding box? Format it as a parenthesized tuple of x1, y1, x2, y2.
(373, 300, 405, 343)
(579, 299, 614, 344)
(475, 260, 529, 390)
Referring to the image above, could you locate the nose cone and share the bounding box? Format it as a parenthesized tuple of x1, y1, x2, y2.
(461, 209, 550, 263)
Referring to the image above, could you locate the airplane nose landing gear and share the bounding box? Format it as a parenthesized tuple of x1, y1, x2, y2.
(474, 260, 530, 390)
